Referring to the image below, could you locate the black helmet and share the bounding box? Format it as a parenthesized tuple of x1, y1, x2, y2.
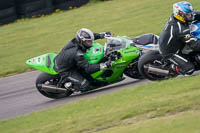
(75, 28, 94, 50)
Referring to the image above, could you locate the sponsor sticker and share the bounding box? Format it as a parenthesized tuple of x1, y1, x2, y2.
(38, 57, 41, 63)
(31, 59, 35, 63)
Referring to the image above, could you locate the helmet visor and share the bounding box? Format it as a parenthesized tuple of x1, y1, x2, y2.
(85, 40, 93, 47)
(184, 12, 194, 21)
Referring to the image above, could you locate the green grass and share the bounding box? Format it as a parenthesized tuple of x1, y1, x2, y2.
(0, 0, 199, 77)
(0, 75, 200, 133)
(97, 110, 200, 133)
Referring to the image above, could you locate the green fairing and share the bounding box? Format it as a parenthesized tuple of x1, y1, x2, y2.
(91, 36, 140, 83)
(26, 53, 58, 75)
(26, 36, 140, 83)
(26, 42, 104, 75)
(84, 41, 104, 64)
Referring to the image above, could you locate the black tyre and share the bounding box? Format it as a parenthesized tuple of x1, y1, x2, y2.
(0, 15, 17, 25)
(0, 6, 17, 25)
(73, 0, 89, 7)
(16, 0, 53, 18)
(17, 1, 44, 14)
(53, 0, 89, 11)
(0, 0, 15, 10)
(15, 0, 39, 4)
(19, 7, 53, 18)
(0, 6, 17, 19)
(36, 72, 73, 99)
(52, 0, 67, 5)
(53, 0, 89, 6)
(138, 51, 168, 81)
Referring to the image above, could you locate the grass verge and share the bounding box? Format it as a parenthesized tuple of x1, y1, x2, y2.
(0, 75, 200, 133)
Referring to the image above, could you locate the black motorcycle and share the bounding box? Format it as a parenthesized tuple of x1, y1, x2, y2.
(138, 50, 200, 80)
(138, 21, 200, 81)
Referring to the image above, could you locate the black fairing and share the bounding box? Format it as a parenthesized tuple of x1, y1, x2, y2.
(124, 59, 144, 79)
(131, 33, 158, 46)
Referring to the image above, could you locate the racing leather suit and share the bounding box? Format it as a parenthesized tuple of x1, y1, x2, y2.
(54, 33, 103, 91)
(159, 12, 200, 75)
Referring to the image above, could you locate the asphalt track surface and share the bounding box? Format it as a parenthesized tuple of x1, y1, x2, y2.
(0, 71, 148, 120)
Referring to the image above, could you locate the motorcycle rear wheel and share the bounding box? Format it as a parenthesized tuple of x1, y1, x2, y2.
(138, 51, 168, 81)
(36, 72, 73, 99)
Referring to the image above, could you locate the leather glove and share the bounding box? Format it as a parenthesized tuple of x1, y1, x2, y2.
(184, 34, 191, 41)
(185, 36, 200, 51)
(99, 32, 112, 39)
(105, 32, 111, 37)
(185, 37, 197, 43)
(100, 60, 113, 70)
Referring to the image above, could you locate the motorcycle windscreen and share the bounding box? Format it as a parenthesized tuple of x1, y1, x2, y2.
(26, 53, 58, 75)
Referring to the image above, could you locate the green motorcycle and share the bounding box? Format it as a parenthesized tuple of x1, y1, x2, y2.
(26, 34, 158, 99)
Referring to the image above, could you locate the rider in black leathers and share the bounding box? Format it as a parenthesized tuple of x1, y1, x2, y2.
(54, 28, 111, 91)
(159, 1, 200, 75)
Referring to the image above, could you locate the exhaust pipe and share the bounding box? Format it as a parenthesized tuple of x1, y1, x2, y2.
(144, 65, 169, 76)
(41, 84, 67, 93)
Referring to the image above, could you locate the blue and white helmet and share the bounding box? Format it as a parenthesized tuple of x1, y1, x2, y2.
(190, 21, 200, 40)
(173, 1, 194, 22)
